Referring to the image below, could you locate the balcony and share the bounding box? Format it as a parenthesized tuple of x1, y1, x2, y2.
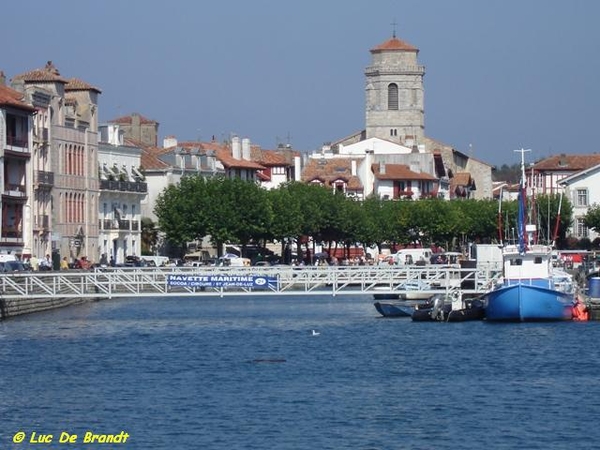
(35, 170, 55, 188)
(99, 179, 148, 193)
(34, 214, 50, 230)
(99, 219, 138, 232)
(6, 135, 30, 153)
(1, 226, 23, 242)
(3, 184, 27, 198)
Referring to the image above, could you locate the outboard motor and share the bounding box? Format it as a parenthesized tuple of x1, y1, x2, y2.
(431, 295, 445, 321)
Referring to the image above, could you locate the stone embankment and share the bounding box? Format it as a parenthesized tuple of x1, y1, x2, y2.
(0, 296, 93, 320)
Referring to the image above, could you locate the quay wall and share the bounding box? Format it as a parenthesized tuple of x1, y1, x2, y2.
(0, 296, 94, 320)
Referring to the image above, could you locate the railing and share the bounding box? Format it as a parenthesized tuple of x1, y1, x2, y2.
(6, 135, 29, 148)
(99, 180, 147, 193)
(2, 184, 26, 197)
(35, 170, 54, 187)
(0, 265, 501, 301)
(365, 65, 425, 75)
(99, 219, 141, 232)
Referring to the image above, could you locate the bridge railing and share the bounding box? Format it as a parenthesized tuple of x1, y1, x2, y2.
(0, 265, 502, 300)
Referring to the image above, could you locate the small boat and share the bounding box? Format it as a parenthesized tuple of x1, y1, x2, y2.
(484, 149, 575, 322)
(398, 279, 433, 300)
(374, 301, 414, 317)
(411, 293, 485, 322)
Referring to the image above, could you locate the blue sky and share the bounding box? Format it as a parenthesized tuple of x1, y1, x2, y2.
(3, 0, 599, 167)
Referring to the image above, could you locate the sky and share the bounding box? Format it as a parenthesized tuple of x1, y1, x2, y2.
(3, 0, 599, 167)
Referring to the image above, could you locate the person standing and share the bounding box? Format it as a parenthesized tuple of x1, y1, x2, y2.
(30, 254, 39, 271)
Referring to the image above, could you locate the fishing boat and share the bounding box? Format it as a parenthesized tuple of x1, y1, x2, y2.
(484, 149, 575, 321)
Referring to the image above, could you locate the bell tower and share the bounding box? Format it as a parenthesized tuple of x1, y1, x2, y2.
(365, 33, 425, 147)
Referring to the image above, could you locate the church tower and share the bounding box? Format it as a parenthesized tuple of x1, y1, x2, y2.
(365, 33, 425, 147)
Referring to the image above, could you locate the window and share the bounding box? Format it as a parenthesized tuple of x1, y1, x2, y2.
(387, 83, 398, 110)
(576, 189, 588, 207)
(577, 218, 589, 238)
(390, 129, 397, 137)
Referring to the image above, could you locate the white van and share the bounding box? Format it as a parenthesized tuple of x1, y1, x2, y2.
(221, 256, 251, 267)
(392, 248, 432, 266)
(140, 256, 170, 267)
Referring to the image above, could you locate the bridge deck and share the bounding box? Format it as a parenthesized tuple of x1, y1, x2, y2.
(0, 265, 500, 300)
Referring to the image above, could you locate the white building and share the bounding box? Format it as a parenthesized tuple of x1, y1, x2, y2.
(559, 163, 600, 242)
(98, 124, 146, 264)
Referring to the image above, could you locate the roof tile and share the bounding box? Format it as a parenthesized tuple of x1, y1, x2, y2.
(12, 61, 68, 83)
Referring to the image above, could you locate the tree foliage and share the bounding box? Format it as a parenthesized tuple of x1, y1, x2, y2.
(153, 175, 576, 259)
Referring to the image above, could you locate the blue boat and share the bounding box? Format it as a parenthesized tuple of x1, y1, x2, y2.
(484, 149, 575, 322)
(484, 244, 574, 321)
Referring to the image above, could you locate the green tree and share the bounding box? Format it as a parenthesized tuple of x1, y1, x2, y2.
(201, 177, 272, 257)
(140, 217, 159, 255)
(583, 203, 600, 233)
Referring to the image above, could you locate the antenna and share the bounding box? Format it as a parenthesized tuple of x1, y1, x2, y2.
(391, 18, 398, 38)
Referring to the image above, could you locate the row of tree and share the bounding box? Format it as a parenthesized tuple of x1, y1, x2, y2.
(150, 176, 588, 260)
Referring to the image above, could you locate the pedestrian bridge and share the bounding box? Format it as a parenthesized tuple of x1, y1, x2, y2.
(0, 265, 501, 301)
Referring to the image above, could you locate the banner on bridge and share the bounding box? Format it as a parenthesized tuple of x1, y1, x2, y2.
(167, 274, 278, 289)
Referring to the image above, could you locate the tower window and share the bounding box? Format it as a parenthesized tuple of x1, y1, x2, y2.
(390, 129, 397, 136)
(388, 83, 398, 110)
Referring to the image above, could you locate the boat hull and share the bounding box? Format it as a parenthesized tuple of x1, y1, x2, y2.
(374, 301, 414, 317)
(484, 282, 573, 321)
(411, 297, 485, 322)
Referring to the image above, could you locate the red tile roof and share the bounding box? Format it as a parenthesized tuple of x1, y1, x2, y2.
(371, 37, 418, 53)
(161, 140, 265, 170)
(302, 158, 363, 190)
(251, 147, 299, 166)
(373, 163, 436, 181)
(0, 85, 36, 111)
(452, 172, 472, 186)
(65, 77, 102, 93)
(12, 61, 68, 83)
(533, 154, 600, 171)
(214, 147, 265, 170)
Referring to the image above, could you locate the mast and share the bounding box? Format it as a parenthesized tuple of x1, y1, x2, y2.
(497, 186, 504, 245)
(514, 148, 531, 253)
(552, 190, 563, 247)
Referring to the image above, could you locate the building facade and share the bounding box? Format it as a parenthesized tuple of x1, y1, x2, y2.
(365, 34, 425, 147)
(98, 124, 147, 264)
(11, 62, 101, 263)
(0, 80, 35, 258)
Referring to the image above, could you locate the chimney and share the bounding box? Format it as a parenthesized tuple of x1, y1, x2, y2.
(294, 155, 301, 181)
(242, 138, 251, 160)
(0, 71, 5, 86)
(163, 136, 177, 148)
(351, 159, 357, 176)
(232, 136, 241, 159)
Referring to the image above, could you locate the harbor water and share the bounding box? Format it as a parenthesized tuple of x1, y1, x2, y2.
(2, 294, 600, 449)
